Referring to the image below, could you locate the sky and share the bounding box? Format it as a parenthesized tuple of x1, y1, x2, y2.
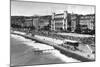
(11, 0, 95, 16)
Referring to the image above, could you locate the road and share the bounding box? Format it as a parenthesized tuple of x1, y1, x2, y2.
(57, 33, 95, 38)
(10, 34, 79, 66)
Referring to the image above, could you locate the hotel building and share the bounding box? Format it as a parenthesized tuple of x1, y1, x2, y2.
(51, 11, 68, 31)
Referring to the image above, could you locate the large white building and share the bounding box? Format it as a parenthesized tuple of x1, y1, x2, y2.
(51, 11, 68, 31)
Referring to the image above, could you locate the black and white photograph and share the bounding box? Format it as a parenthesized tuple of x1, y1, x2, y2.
(10, 0, 95, 67)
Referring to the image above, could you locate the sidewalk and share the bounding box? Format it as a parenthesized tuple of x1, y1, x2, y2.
(57, 33, 95, 38)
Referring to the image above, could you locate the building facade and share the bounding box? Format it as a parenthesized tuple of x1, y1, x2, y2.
(32, 15, 51, 30)
(51, 11, 68, 31)
(79, 14, 95, 31)
(24, 17, 33, 27)
(51, 11, 95, 34)
(70, 14, 79, 32)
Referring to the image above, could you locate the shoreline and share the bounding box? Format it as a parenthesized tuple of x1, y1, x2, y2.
(11, 31, 95, 62)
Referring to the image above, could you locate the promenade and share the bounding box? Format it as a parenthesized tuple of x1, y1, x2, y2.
(11, 31, 95, 62)
(11, 32, 79, 66)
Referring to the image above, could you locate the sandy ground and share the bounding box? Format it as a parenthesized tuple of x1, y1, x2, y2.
(10, 34, 79, 66)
